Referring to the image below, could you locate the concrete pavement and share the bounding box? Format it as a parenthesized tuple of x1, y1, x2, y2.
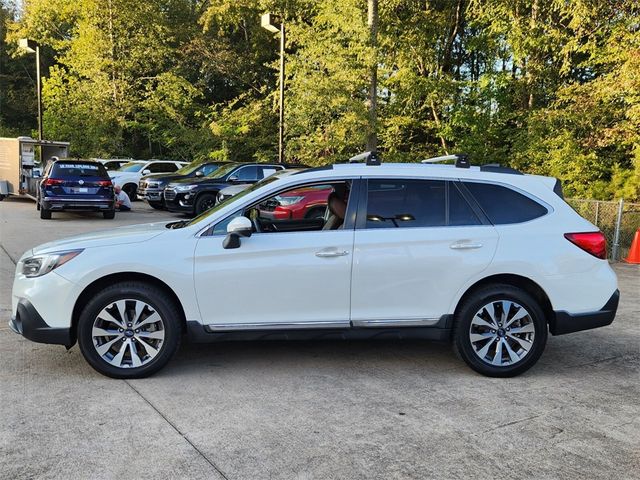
(1, 197, 639, 479)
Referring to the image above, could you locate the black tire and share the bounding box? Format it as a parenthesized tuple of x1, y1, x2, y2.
(305, 206, 327, 219)
(452, 284, 547, 377)
(40, 207, 52, 219)
(77, 282, 182, 379)
(103, 209, 116, 219)
(148, 201, 164, 210)
(123, 183, 137, 201)
(0, 194, 5, 201)
(194, 193, 217, 215)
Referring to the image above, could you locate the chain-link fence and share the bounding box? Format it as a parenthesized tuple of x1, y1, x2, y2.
(566, 198, 640, 261)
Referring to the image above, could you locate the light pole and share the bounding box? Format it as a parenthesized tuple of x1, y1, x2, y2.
(18, 39, 43, 149)
(261, 13, 285, 164)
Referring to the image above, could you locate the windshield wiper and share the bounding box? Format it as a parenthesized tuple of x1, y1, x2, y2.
(166, 220, 189, 229)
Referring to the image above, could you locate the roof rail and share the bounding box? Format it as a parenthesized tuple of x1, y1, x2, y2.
(349, 151, 381, 166)
(421, 153, 470, 169)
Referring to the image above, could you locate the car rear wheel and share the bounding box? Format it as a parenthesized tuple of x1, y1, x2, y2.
(103, 209, 115, 219)
(77, 282, 181, 379)
(453, 284, 547, 377)
(194, 193, 216, 215)
(123, 184, 137, 201)
(40, 207, 51, 219)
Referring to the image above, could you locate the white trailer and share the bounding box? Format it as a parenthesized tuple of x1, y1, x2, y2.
(0, 136, 70, 201)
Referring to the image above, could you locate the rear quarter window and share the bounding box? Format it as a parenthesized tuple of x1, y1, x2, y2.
(52, 163, 109, 178)
(463, 182, 548, 224)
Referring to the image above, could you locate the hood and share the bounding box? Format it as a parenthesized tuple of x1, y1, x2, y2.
(31, 222, 170, 255)
(220, 184, 251, 195)
(142, 173, 185, 185)
(168, 176, 228, 188)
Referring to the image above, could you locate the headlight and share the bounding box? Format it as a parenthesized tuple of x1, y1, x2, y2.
(174, 185, 196, 192)
(21, 250, 84, 278)
(275, 195, 304, 206)
(147, 183, 159, 188)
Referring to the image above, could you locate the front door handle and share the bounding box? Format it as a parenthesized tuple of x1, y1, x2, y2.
(315, 248, 350, 258)
(450, 242, 483, 250)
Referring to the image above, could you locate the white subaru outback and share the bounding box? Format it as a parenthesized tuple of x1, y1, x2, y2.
(10, 154, 619, 378)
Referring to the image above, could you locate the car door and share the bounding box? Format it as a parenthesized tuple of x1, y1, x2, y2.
(350, 178, 499, 326)
(193, 179, 357, 329)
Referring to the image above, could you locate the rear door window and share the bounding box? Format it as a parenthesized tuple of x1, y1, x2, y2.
(463, 182, 548, 224)
(365, 179, 446, 228)
(52, 163, 109, 178)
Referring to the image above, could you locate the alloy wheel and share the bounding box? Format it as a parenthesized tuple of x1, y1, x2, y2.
(91, 299, 165, 369)
(469, 300, 535, 367)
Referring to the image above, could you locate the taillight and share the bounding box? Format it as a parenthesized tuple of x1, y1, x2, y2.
(564, 232, 607, 259)
(44, 178, 64, 186)
(98, 180, 112, 187)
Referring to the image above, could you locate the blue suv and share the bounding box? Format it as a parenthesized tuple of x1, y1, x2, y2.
(37, 160, 115, 219)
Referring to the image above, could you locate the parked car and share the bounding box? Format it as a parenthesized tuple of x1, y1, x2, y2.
(109, 160, 188, 201)
(259, 184, 332, 220)
(10, 154, 619, 378)
(36, 159, 115, 220)
(215, 168, 304, 205)
(138, 160, 228, 210)
(164, 162, 287, 216)
(95, 159, 132, 171)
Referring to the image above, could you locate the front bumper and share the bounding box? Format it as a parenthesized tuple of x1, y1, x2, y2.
(9, 298, 74, 346)
(137, 186, 164, 202)
(164, 190, 195, 213)
(550, 289, 619, 335)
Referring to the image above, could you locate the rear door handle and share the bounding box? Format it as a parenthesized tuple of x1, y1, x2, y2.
(450, 242, 483, 250)
(315, 248, 350, 258)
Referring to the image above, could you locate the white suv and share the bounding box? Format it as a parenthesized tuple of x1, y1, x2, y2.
(109, 160, 188, 200)
(9, 155, 619, 378)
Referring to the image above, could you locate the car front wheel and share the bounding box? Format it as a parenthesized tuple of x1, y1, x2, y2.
(453, 284, 547, 377)
(77, 282, 181, 378)
(194, 193, 217, 215)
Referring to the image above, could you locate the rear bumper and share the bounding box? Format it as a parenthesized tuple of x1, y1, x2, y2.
(9, 298, 74, 346)
(43, 197, 114, 211)
(550, 289, 619, 335)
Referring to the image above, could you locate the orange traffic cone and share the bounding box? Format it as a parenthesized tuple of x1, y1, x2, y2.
(625, 229, 640, 264)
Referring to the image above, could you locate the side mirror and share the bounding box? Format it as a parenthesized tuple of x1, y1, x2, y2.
(223, 216, 252, 249)
(228, 175, 239, 183)
(142, 169, 151, 175)
(195, 171, 204, 177)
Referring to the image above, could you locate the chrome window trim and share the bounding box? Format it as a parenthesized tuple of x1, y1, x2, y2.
(195, 176, 359, 238)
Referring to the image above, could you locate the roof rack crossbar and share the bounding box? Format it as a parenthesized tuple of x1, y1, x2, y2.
(421, 153, 470, 169)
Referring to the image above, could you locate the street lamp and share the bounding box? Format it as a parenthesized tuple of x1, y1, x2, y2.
(18, 39, 43, 148)
(261, 13, 285, 164)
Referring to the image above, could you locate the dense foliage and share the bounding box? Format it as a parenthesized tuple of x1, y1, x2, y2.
(1, 0, 638, 199)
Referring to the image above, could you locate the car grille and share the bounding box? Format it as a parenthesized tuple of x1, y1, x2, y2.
(164, 188, 177, 200)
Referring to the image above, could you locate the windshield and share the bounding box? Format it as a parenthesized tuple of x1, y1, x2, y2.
(186, 174, 282, 227)
(117, 162, 144, 172)
(176, 159, 215, 175)
(206, 163, 239, 179)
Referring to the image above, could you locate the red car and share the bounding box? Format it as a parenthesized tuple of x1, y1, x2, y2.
(259, 185, 332, 220)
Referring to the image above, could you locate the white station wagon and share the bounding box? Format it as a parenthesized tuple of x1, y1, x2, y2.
(10, 153, 619, 378)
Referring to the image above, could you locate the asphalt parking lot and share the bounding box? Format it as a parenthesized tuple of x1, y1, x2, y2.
(0, 197, 638, 479)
